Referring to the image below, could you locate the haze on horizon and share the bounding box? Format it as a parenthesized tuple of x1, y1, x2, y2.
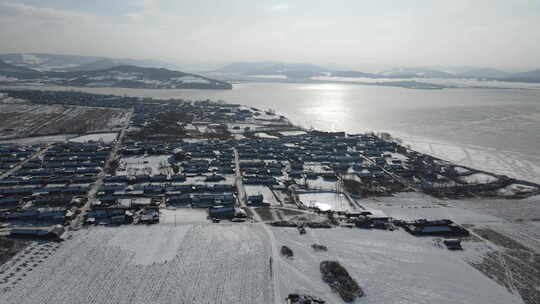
(1, 0, 539, 71)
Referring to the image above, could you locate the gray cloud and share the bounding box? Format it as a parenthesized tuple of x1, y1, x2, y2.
(1, 1, 539, 70)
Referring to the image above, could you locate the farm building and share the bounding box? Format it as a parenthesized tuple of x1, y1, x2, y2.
(403, 219, 470, 237)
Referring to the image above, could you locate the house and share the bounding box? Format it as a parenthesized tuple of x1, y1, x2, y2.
(404, 219, 470, 237)
(169, 174, 186, 182)
(213, 184, 235, 193)
(248, 194, 264, 204)
(167, 194, 192, 206)
(110, 215, 130, 225)
(192, 193, 235, 207)
(205, 174, 226, 182)
(288, 171, 302, 178)
(0, 197, 21, 210)
(140, 208, 159, 224)
(10, 225, 65, 241)
(208, 206, 235, 219)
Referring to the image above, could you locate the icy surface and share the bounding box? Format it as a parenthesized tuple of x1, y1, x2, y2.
(401, 136, 540, 184)
(299, 192, 353, 211)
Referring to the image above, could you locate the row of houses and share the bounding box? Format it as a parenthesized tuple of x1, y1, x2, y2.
(0, 143, 41, 173)
(0, 142, 111, 225)
(88, 138, 240, 224)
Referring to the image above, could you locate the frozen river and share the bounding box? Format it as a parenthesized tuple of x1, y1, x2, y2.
(8, 82, 540, 182)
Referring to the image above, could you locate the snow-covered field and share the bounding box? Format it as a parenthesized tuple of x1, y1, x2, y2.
(299, 192, 353, 211)
(0, 102, 130, 140)
(0, 134, 77, 144)
(69, 132, 118, 143)
(360, 192, 497, 223)
(1, 223, 274, 304)
(1, 191, 536, 303)
(159, 208, 209, 224)
(272, 226, 522, 304)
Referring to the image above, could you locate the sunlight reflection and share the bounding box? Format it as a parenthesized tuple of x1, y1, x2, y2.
(298, 84, 347, 91)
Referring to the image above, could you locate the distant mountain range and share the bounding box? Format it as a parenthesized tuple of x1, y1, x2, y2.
(455, 68, 510, 79)
(0, 53, 174, 72)
(215, 61, 330, 78)
(499, 69, 540, 83)
(377, 67, 456, 78)
(0, 57, 232, 90)
(211, 61, 540, 83)
(2, 53, 540, 87)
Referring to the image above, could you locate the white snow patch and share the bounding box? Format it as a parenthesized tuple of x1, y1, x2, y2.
(69, 132, 118, 143)
(171, 76, 210, 84)
(459, 173, 499, 184)
(254, 132, 279, 139)
(279, 130, 307, 136)
(108, 225, 190, 265)
(299, 192, 352, 211)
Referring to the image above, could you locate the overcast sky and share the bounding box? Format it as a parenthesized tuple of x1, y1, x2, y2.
(1, 0, 539, 70)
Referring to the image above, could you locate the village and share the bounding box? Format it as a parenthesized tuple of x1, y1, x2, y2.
(0, 89, 539, 304)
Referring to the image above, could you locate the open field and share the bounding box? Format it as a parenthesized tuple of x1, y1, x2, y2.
(356, 192, 540, 304)
(0, 222, 274, 304)
(0, 102, 130, 140)
(272, 226, 522, 304)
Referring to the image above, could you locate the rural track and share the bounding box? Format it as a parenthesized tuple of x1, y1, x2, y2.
(0, 144, 51, 179)
(233, 150, 281, 302)
(233, 148, 266, 223)
(70, 111, 132, 230)
(259, 222, 282, 304)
